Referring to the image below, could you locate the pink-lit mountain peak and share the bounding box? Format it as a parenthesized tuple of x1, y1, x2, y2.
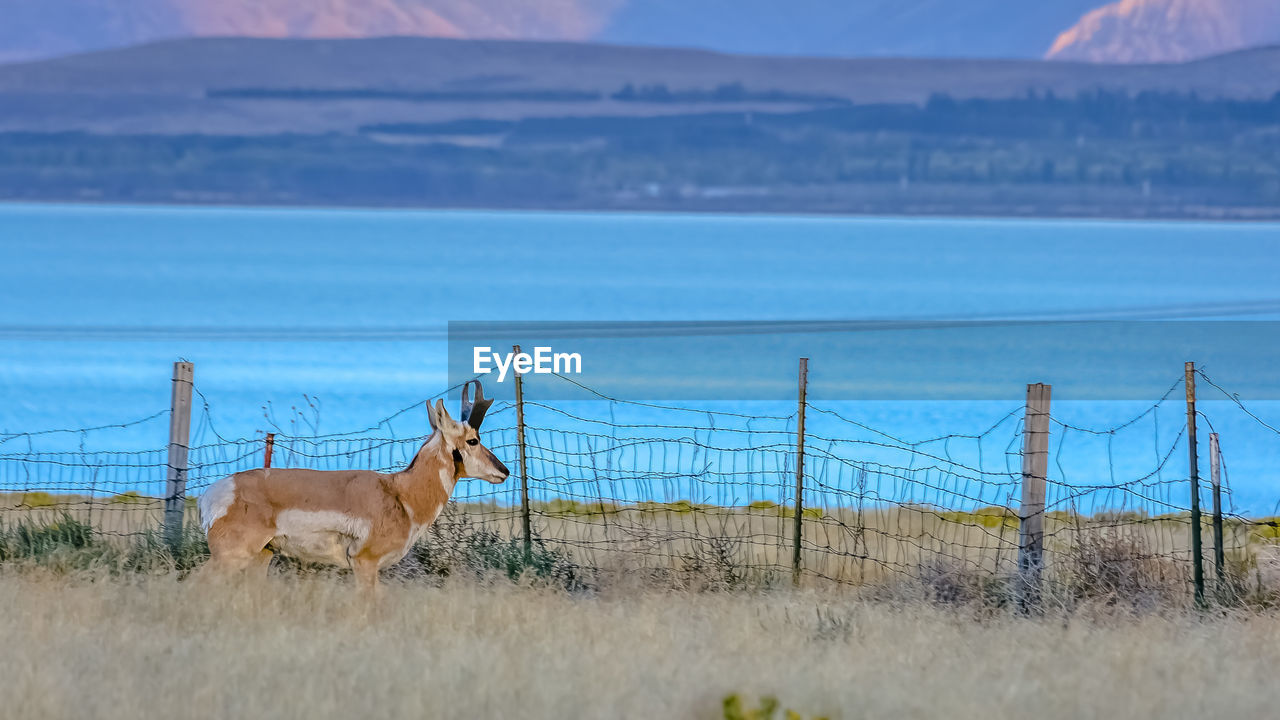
(1048, 0, 1280, 63)
(0, 0, 619, 63)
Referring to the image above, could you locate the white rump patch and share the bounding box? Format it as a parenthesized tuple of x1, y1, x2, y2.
(272, 510, 373, 567)
(198, 475, 237, 533)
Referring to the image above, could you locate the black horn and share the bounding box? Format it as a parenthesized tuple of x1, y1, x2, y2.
(460, 379, 494, 429)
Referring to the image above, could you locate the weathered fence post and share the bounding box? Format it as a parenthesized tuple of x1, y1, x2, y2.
(163, 361, 194, 549)
(513, 344, 532, 561)
(263, 432, 275, 468)
(792, 357, 808, 586)
(1210, 432, 1225, 597)
(1186, 361, 1205, 606)
(1018, 383, 1051, 610)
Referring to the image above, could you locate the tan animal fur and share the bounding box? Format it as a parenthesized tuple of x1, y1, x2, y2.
(199, 387, 507, 591)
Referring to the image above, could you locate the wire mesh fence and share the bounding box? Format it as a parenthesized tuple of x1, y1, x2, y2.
(2, 366, 1278, 602)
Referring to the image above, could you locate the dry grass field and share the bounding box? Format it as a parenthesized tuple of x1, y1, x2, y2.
(4, 493, 1277, 595)
(2, 495, 1279, 718)
(2, 570, 1279, 720)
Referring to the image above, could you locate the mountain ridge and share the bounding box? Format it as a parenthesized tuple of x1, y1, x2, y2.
(0, 0, 1124, 63)
(14, 0, 1280, 65)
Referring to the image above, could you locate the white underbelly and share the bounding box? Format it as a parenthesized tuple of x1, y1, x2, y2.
(270, 509, 371, 567)
(272, 531, 358, 566)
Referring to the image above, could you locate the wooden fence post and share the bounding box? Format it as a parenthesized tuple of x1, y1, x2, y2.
(514, 344, 532, 561)
(163, 361, 194, 549)
(792, 357, 808, 586)
(1210, 432, 1225, 597)
(1018, 383, 1051, 610)
(1186, 361, 1205, 606)
(263, 432, 275, 468)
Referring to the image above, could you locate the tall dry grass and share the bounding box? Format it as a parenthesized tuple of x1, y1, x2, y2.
(6, 496, 1272, 592)
(1, 570, 1278, 720)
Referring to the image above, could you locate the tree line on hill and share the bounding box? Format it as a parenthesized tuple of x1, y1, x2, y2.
(207, 82, 850, 106)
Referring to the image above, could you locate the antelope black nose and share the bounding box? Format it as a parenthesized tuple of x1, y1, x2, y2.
(486, 450, 509, 479)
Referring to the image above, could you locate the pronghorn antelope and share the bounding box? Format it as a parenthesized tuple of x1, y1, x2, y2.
(198, 380, 508, 590)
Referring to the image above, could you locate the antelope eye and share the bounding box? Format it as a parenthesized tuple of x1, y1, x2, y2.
(467, 438, 479, 446)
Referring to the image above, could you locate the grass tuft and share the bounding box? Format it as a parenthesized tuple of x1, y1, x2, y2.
(394, 508, 591, 592)
(0, 512, 94, 561)
(1054, 530, 1186, 612)
(0, 513, 208, 575)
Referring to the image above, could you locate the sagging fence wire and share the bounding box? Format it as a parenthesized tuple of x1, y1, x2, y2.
(2, 365, 1278, 603)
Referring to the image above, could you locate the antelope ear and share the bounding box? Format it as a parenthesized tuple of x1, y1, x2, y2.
(434, 398, 455, 427)
(428, 398, 453, 432)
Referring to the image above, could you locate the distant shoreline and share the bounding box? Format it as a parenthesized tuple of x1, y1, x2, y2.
(4, 197, 1278, 224)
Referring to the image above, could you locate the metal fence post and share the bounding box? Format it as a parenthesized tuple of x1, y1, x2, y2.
(263, 432, 276, 468)
(163, 361, 194, 549)
(1210, 432, 1225, 598)
(514, 344, 532, 561)
(792, 357, 808, 586)
(1186, 361, 1205, 606)
(1018, 383, 1051, 610)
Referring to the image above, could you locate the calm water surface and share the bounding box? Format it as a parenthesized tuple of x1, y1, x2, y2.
(2, 204, 1278, 509)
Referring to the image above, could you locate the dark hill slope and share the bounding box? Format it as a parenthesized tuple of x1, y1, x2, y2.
(1, 38, 1279, 134)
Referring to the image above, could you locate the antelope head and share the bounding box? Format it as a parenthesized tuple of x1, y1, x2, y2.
(428, 379, 509, 484)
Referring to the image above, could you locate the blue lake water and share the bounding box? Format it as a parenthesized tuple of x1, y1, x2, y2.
(2, 203, 1279, 512)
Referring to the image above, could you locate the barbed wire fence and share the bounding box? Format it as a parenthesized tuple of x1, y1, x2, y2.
(1, 360, 1278, 606)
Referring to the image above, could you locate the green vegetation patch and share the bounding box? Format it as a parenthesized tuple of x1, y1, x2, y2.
(109, 491, 150, 505)
(537, 499, 620, 517)
(18, 491, 58, 508)
(1092, 510, 1150, 524)
(1250, 518, 1280, 541)
(941, 505, 1017, 528)
(722, 694, 829, 720)
(634, 500, 713, 514)
(769, 505, 824, 519)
